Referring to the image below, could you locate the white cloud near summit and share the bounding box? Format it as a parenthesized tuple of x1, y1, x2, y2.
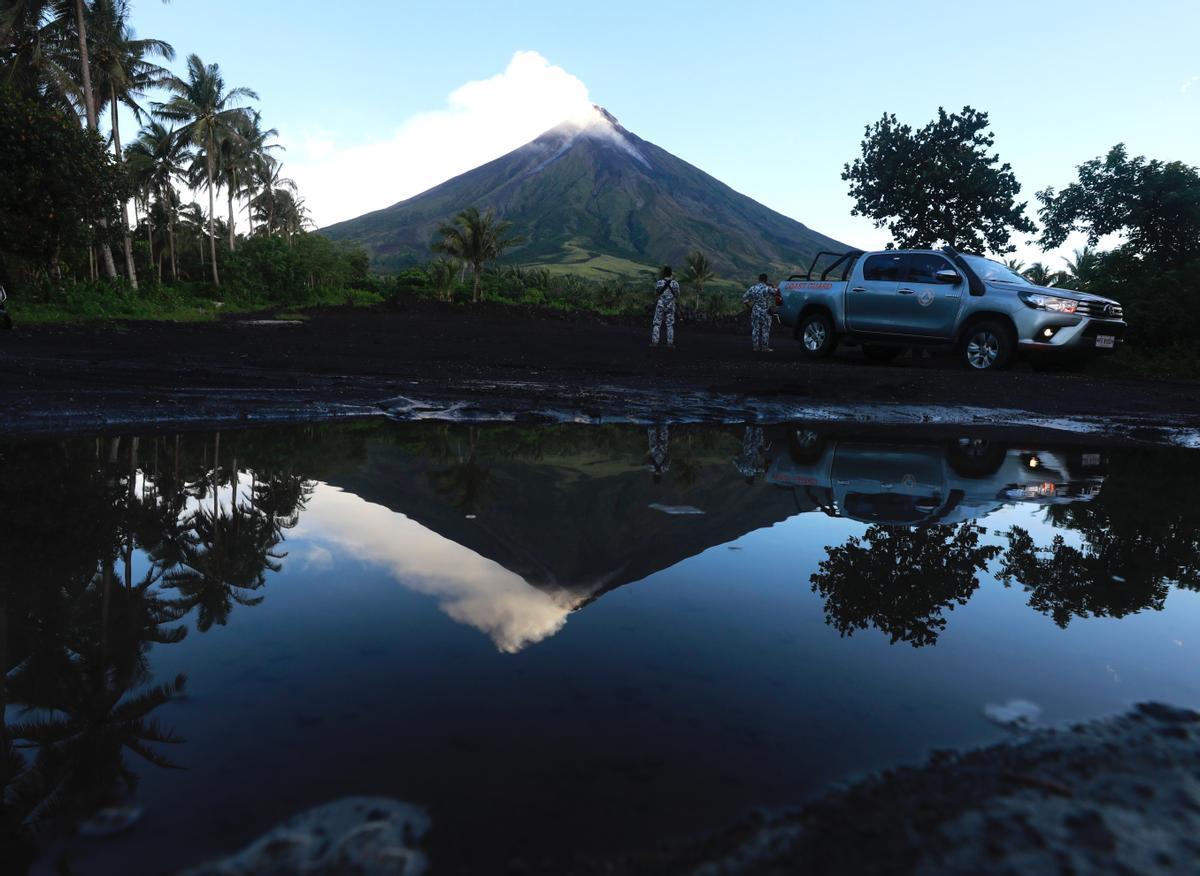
(287, 51, 594, 228)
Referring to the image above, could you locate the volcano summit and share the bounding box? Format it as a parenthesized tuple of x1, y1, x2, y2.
(321, 106, 846, 279)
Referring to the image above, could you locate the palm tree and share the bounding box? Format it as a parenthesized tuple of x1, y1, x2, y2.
(153, 54, 257, 286)
(1004, 258, 1026, 274)
(681, 251, 716, 311)
(216, 109, 280, 251)
(1062, 245, 1100, 291)
(87, 0, 174, 290)
(249, 158, 296, 238)
(1022, 262, 1056, 287)
(432, 206, 525, 303)
(427, 258, 458, 302)
(125, 121, 187, 280)
(0, 1, 75, 110)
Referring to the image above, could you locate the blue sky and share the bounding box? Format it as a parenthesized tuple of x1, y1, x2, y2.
(128, 0, 1200, 264)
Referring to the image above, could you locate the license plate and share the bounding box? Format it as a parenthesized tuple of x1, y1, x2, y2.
(1095, 335, 1115, 349)
(1082, 453, 1101, 467)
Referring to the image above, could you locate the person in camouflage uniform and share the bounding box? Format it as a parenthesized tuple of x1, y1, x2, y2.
(742, 273, 776, 352)
(646, 422, 671, 482)
(650, 266, 680, 347)
(732, 425, 768, 482)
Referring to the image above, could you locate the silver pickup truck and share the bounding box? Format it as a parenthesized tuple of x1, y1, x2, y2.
(777, 247, 1126, 371)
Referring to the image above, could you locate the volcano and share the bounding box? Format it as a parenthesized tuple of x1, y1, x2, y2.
(321, 106, 846, 279)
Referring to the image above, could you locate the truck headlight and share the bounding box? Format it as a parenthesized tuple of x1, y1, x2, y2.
(1020, 292, 1078, 314)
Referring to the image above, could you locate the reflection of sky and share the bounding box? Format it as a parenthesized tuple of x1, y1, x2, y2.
(289, 485, 576, 653)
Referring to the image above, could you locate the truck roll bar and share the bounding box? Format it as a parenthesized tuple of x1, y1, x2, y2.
(791, 249, 864, 282)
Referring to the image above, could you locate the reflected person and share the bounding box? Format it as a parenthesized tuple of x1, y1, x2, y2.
(733, 425, 768, 483)
(646, 423, 671, 483)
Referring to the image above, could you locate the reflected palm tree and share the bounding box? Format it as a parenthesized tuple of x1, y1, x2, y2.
(165, 505, 278, 632)
(811, 524, 1000, 647)
(433, 427, 493, 516)
(7, 562, 187, 834)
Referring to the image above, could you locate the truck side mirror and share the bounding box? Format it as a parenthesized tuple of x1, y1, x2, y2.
(935, 269, 961, 284)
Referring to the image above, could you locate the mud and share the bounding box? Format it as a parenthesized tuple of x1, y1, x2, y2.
(3, 300, 1199, 438)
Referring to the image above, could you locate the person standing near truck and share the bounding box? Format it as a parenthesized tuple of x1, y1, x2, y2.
(743, 273, 776, 352)
(650, 266, 679, 348)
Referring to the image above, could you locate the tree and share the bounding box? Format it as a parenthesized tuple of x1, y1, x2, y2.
(87, 0, 174, 289)
(1037, 145, 1200, 268)
(681, 250, 715, 311)
(125, 120, 187, 280)
(842, 106, 1035, 253)
(153, 54, 257, 286)
(432, 206, 524, 303)
(0, 83, 124, 285)
(1021, 262, 1057, 287)
(427, 258, 457, 302)
(1061, 245, 1100, 291)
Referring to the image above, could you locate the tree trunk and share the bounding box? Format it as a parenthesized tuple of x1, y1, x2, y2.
(145, 200, 156, 278)
(75, 5, 120, 281)
(168, 198, 179, 281)
(206, 140, 220, 286)
(75, 0, 97, 128)
(473, 264, 482, 303)
(89, 245, 97, 281)
(111, 96, 138, 290)
(227, 179, 236, 252)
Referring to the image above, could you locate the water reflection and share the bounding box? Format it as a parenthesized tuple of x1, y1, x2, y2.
(2, 422, 1198, 869)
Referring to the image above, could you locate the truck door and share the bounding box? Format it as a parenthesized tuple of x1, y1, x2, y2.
(890, 253, 964, 338)
(845, 253, 903, 333)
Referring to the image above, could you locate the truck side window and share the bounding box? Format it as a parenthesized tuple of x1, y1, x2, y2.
(902, 254, 955, 284)
(862, 254, 904, 281)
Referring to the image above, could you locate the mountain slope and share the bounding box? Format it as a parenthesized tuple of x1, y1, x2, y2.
(321, 106, 847, 278)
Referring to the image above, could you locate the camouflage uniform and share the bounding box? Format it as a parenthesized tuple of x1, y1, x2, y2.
(742, 282, 775, 350)
(733, 425, 766, 480)
(646, 423, 671, 476)
(651, 278, 679, 346)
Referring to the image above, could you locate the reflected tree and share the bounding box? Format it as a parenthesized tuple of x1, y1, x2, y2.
(433, 427, 493, 516)
(811, 524, 1001, 647)
(1001, 528, 1169, 627)
(1000, 449, 1200, 625)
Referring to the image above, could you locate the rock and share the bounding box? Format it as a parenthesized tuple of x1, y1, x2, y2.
(179, 797, 429, 876)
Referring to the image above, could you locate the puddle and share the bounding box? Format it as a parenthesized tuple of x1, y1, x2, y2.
(3, 421, 1198, 873)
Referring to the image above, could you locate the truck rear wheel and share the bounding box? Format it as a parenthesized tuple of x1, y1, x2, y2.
(959, 320, 1014, 371)
(798, 313, 837, 359)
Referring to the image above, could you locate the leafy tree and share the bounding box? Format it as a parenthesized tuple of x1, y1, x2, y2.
(842, 106, 1035, 253)
(1037, 144, 1200, 268)
(811, 523, 1000, 647)
(154, 53, 257, 286)
(681, 250, 715, 311)
(432, 206, 525, 303)
(0, 83, 124, 286)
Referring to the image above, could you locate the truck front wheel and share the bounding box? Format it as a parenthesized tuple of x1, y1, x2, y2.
(959, 320, 1014, 371)
(798, 313, 837, 359)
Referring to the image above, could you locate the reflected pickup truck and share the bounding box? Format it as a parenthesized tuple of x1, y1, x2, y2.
(777, 247, 1126, 371)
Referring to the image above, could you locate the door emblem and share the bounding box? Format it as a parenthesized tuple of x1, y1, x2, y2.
(917, 289, 935, 307)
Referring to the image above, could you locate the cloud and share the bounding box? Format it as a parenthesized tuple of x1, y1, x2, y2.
(1182, 74, 1200, 94)
(294, 486, 577, 653)
(287, 51, 594, 228)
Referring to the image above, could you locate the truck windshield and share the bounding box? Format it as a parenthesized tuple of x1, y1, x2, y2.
(962, 255, 1031, 286)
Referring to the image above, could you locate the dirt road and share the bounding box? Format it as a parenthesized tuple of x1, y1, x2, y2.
(3, 299, 1200, 437)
